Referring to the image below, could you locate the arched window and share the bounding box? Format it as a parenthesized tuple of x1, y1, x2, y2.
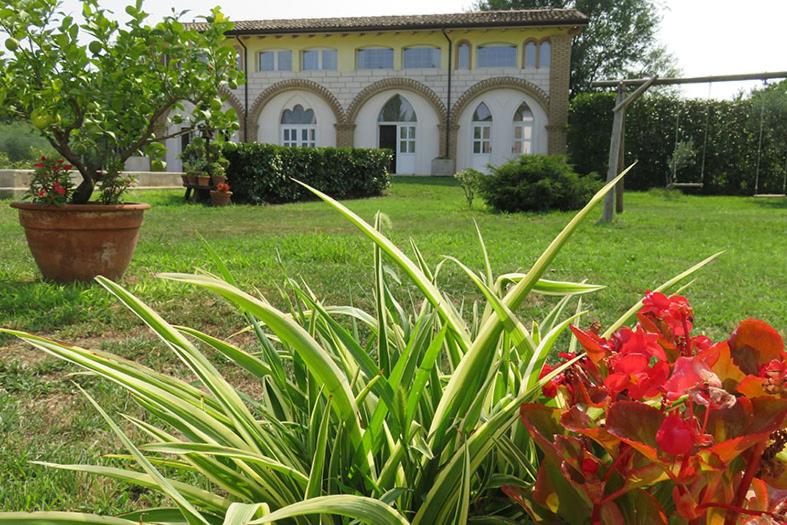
(513, 102, 534, 155)
(280, 104, 316, 147)
(472, 102, 492, 155)
(524, 41, 537, 69)
(539, 40, 551, 69)
(476, 44, 517, 68)
(456, 41, 471, 70)
(377, 95, 417, 123)
(403, 46, 441, 69)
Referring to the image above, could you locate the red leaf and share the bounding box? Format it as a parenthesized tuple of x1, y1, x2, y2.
(729, 319, 785, 376)
(606, 401, 665, 461)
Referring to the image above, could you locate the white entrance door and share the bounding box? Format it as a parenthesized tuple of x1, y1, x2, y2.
(397, 124, 416, 174)
(471, 124, 491, 171)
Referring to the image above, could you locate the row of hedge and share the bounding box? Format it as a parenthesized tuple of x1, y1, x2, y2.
(222, 143, 392, 204)
(567, 91, 787, 195)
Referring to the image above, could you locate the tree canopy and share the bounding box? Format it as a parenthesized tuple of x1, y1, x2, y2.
(0, 0, 242, 203)
(475, 0, 677, 95)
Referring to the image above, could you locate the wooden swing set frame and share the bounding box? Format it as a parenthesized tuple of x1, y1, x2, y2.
(592, 71, 787, 223)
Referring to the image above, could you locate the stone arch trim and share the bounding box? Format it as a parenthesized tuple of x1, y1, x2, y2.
(247, 79, 345, 142)
(346, 78, 447, 125)
(452, 77, 549, 121)
(219, 86, 246, 139)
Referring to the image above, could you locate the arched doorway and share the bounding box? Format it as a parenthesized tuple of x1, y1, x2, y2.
(471, 102, 492, 171)
(377, 95, 417, 174)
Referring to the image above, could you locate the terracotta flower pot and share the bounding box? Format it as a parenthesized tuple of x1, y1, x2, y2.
(186, 174, 197, 186)
(197, 174, 211, 188)
(211, 174, 227, 186)
(181, 174, 189, 187)
(10, 202, 150, 283)
(210, 191, 232, 207)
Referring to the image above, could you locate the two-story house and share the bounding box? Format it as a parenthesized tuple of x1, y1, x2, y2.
(169, 9, 586, 175)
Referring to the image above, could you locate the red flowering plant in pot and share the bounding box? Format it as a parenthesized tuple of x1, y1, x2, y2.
(0, 0, 241, 282)
(25, 156, 74, 205)
(506, 291, 787, 524)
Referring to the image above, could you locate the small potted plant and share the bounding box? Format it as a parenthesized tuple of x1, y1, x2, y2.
(210, 181, 232, 206)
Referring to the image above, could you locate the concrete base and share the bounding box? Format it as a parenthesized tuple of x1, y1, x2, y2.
(430, 158, 456, 177)
(0, 170, 184, 199)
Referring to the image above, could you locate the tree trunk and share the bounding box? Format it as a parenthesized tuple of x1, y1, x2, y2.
(71, 169, 96, 204)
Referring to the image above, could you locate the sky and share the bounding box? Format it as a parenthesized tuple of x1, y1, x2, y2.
(55, 0, 786, 100)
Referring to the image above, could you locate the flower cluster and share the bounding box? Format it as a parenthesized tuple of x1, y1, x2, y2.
(215, 182, 231, 193)
(512, 291, 787, 524)
(26, 156, 74, 205)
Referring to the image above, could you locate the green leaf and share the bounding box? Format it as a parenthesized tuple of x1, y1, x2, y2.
(0, 513, 138, 525)
(247, 496, 409, 525)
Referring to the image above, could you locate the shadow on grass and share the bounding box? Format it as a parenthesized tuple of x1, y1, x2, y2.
(393, 175, 458, 187)
(0, 278, 110, 337)
(751, 196, 787, 209)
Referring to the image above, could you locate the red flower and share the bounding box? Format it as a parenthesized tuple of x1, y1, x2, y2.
(570, 325, 613, 363)
(581, 457, 599, 476)
(663, 353, 720, 400)
(539, 363, 560, 398)
(638, 291, 694, 339)
(656, 414, 695, 456)
(605, 352, 670, 400)
(33, 163, 45, 169)
(37, 189, 46, 197)
(52, 181, 65, 195)
(617, 325, 667, 362)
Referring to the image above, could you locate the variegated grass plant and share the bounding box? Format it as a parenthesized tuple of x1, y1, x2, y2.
(0, 167, 720, 525)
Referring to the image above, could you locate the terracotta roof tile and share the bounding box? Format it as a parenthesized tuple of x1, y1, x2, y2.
(187, 9, 587, 35)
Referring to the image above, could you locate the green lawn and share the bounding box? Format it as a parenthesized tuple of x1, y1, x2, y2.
(0, 177, 785, 513)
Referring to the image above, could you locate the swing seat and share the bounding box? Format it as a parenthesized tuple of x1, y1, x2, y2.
(667, 182, 704, 189)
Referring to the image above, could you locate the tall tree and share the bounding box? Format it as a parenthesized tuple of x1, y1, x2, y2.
(475, 0, 677, 95)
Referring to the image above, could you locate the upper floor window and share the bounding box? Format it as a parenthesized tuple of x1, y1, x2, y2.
(234, 47, 244, 71)
(302, 48, 337, 71)
(539, 40, 551, 69)
(259, 50, 292, 72)
(356, 47, 394, 70)
(456, 42, 470, 70)
(476, 44, 517, 68)
(524, 41, 537, 69)
(403, 46, 441, 69)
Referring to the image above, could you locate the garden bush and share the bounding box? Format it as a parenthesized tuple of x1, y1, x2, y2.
(479, 154, 602, 212)
(223, 143, 391, 204)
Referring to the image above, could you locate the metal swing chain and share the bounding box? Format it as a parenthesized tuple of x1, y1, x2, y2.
(754, 80, 767, 196)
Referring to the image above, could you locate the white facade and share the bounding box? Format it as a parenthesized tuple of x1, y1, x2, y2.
(166, 12, 580, 175)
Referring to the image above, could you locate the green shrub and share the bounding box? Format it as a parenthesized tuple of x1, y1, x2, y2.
(223, 143, 392, 204)
(453, 168, 483, 208)
(479, 154, 601, 212)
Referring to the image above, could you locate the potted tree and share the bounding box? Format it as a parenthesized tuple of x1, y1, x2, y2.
(0, 0, 241, 282)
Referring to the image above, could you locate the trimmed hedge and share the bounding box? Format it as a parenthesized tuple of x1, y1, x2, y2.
(222, 143, 392, 204)
(568, 90, 787, 195)
(479, 154, 602, 213)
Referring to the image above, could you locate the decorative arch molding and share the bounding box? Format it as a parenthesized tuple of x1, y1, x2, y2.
(452, 77, 549, 121)
(219, 85, 246, 138)
(346, 78, 447, 125)
(247, 79, 345, 141)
